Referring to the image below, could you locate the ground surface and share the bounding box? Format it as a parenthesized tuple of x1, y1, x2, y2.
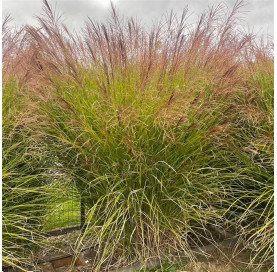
(33, 231, 268, 272)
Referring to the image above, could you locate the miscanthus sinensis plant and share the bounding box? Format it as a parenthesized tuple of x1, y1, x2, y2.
(221, 55, 274, 271)
(2, 0, 273, 270)
(2, 17, 64, 270)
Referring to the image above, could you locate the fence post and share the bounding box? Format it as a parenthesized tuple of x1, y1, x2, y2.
(80, 195, 85, 233)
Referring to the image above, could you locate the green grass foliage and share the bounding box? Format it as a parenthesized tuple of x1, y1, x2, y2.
(2, 1, 274, 271)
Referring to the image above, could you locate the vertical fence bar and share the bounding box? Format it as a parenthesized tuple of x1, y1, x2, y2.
(80, 194, 85, 233)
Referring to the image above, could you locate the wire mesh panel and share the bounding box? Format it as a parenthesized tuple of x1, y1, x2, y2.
(43, 182, 84, 234)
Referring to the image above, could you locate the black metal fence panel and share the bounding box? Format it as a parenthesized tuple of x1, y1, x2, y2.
(43, 183, 85, 236)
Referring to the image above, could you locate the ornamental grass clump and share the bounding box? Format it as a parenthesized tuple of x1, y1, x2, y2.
(2, 18, 62, 270)
(2, 0, 273, 271)
(2, 79, 49, 269)
(22, 1, 270, 270)
(220, 51, 274, 271)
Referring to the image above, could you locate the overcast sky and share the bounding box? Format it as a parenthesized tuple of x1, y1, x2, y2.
(2, 0, 274, 38)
